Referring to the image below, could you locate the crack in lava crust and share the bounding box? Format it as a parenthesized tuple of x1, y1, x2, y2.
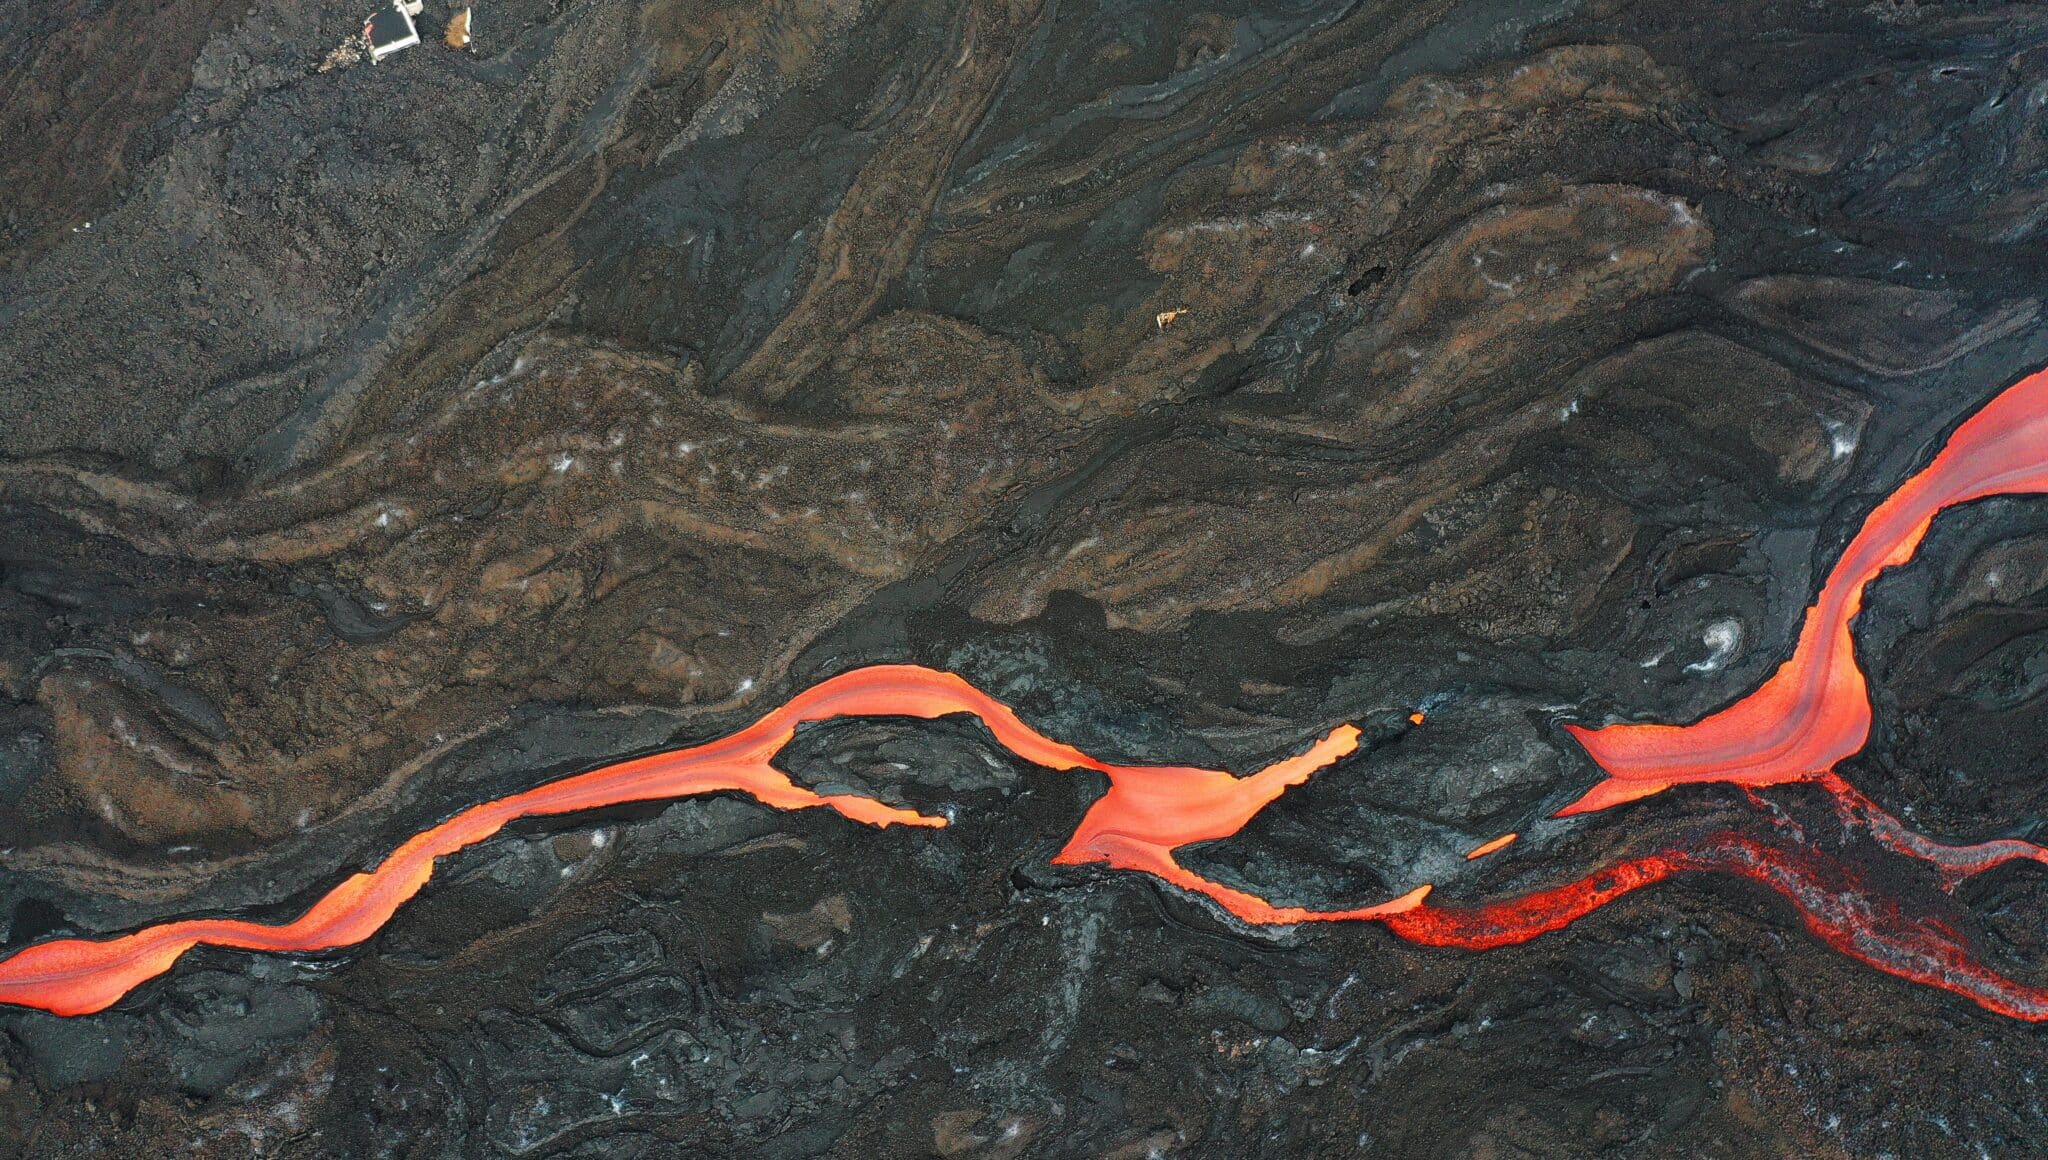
(11, 366, 2048, 1018)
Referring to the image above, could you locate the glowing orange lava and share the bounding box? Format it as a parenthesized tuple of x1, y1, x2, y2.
(0, 666, 1426, 1015)
(1563, 364, 2048, 815)
(1465, 833, 1518, 860)
(9, 366, 2048, 1019)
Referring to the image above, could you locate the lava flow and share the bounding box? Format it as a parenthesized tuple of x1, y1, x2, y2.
(9, 366, 2048, 1019)
(1563, 363, 2048, 816)
(0, 665, 1427, 1016)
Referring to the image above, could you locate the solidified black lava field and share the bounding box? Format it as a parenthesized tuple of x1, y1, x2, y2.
(7, 0, 2048, 1156)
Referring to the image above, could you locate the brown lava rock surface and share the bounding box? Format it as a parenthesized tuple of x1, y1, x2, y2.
(5, 0, 2048, 1155)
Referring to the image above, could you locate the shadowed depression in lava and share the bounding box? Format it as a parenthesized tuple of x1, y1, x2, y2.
(10, 367, 2048, 1019)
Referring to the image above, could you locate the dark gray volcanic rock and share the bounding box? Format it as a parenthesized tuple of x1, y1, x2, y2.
(4, 0, 2048, 1156)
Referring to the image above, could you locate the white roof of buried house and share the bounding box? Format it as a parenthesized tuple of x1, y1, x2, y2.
(363, 1, 422, 61)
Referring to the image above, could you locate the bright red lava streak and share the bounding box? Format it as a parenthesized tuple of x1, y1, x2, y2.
(7, 366, 2048, 1018)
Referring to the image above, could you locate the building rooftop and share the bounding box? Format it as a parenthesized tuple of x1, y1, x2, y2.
(363, 3, 421, 61)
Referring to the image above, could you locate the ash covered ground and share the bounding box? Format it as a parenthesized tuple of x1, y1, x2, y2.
(5, 0, 2048, 1155)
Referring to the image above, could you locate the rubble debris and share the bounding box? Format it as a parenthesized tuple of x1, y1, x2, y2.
(317, 36, 365, 72)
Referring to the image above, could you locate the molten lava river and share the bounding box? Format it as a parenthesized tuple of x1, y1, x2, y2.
(12, 368, 2048, 1019)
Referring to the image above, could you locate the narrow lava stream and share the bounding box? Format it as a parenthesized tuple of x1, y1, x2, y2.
(9, 367, 2048, 1019)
